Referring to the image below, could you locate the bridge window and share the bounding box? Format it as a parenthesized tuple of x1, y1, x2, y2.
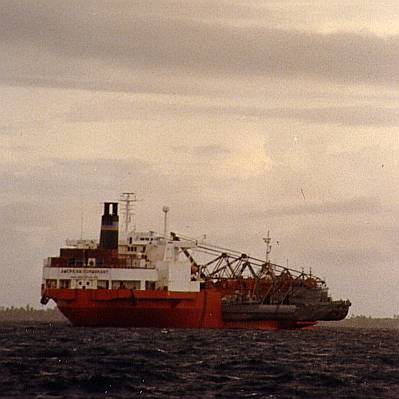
(46, 279, 57, 288)
(59, 279, 70, 289)
(112, 280, 140, 290)
(67, 258, 75, 266)
(97, 280, 109, 289)
(145, 281, 156, 290)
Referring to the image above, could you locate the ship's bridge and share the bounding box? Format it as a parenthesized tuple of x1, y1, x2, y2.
(42, 229, 201, 294)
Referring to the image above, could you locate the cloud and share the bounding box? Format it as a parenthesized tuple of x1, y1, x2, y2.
(171, 144, 230, 157)
(262, 106, 399, 127)
(0, 158, 158, 202)
(0, 1, 398, 92)
(245, 196, 383, 218)
(195, 144, 230, 156)
(66, 99, 399, 127)
(0, 201, 55, 228)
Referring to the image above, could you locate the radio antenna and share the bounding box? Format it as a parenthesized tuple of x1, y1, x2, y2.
(263, 230, 272, 264)
(119, 192, 139, 238)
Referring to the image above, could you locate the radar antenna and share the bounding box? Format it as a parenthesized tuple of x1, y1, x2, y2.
(162, 206, 170, 239)
(120, 192, 139, 238)
(263, 230, 272, 264)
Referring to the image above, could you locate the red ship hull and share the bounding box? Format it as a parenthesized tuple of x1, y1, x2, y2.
(45, 288, 316, 330)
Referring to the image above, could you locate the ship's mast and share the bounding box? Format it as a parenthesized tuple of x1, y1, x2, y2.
(162, 206, 170, 239)
(263, 230, 272, 264)
(120, 192, 138, 238)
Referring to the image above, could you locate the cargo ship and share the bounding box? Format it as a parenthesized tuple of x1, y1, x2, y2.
(41, 195, 350, 329)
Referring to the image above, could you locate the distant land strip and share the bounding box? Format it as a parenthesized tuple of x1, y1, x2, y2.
(320, 316, 399, 329)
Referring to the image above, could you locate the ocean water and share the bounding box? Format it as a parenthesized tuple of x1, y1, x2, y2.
(0, 323, 398, 398)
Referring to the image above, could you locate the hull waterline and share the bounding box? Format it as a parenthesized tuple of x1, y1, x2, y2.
(48, 288, 317, 330)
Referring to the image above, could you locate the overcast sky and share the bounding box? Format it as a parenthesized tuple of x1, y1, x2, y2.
(1, 1, 398, 316)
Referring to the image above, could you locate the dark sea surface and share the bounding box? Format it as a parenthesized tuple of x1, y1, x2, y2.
(0, 323, 398, 398)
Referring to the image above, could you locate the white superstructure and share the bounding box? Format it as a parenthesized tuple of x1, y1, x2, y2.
(42, 230, 201, 293)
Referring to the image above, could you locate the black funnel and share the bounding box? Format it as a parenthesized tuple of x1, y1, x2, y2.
(99, 202, 119, 250)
